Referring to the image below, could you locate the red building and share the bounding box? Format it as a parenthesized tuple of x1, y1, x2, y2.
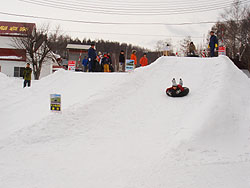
(0, 21, 35, 77)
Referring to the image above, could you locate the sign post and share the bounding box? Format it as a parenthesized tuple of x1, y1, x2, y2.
(50, 94, 61, 112)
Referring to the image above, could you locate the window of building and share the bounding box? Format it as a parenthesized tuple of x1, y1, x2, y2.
(14, 67, 25, 77)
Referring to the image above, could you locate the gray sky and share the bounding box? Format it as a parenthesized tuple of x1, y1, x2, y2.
(0, 0, 245, 51)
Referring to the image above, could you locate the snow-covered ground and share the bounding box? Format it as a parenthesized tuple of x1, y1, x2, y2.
(242, 69, 250, 78)
(0, 56, 250, 188)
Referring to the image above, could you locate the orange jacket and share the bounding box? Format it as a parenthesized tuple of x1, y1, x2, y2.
(130, 54, 137, 66)
(140, 57, 148, 66)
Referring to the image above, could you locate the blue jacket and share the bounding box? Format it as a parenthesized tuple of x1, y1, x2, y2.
(88, 47, 97, 62)
(82, 59, 88, 66)
(209, 35, 218, 49)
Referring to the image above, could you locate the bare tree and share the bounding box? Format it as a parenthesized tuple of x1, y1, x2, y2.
(155, 39, 173, 55)
(179, 36, 192, 56)
(217, 0, 250, 60)
(12, 24, 54, 80)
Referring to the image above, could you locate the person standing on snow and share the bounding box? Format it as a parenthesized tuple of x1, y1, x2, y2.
(88, 42, 97, 72)
(130, 50, 137, 68)
(208, 31, 218, 57)
(139, 53, 148, 67)
(101, 52, 111, 72)
(107, 52, 114, 72)
(189, 42, 196, 55)
(23, 63, 32, 88)
(95, 52, 103, 72)
(82, 56, 88, 72)
(119, 50, 125, 72)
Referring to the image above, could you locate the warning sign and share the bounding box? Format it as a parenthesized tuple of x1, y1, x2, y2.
(68, 60, 76, 71)
(218, 46, 226, 56)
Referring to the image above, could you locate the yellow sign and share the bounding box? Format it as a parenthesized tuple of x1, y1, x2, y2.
(0, 26, 8, 31)
(9, 26, 18, 31)
(19, 27, 28, 32)
(0, 26, 29, 32)
(50, 94, 61, 112)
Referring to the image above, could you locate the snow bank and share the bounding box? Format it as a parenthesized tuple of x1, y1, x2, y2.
(0, 56, 250, 188)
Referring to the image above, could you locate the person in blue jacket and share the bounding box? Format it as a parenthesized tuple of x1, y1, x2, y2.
(88, 42, 97, 72)
(82, 56, 88, 72)
(208, 31, 218, 57)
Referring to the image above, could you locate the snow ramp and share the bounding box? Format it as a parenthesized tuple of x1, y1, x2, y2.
(0, 56, 250, 188)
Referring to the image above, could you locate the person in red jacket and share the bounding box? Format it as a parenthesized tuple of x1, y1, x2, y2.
(166, 78, 189, 97)
(130, 50, 137, 68)
(140, 53, 148, 67)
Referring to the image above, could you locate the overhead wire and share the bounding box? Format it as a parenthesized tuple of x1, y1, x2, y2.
(57, 30, 205, 38)
(0, 11, 219, 25)
(19, 0, 233, 10)
(2, 0, 244, 41)
(18, 0, 249, 15)
(44, 0, 234, 6)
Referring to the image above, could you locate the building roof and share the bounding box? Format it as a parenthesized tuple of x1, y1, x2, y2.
(0, 21, 36, 36)
(66, 44, 90, 50)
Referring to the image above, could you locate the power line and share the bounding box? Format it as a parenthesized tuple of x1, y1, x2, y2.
(59, 30, 205, 39)
(0, 11, 219, 25)
(20, 0, 233, 10)
(45, 0, 233, 6)
(18, 0, 249, 15)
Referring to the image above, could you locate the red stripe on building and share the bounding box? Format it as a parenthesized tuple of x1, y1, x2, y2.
(0, 48, 26, 61)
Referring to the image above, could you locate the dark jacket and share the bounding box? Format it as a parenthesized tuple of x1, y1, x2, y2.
(101, 55, 111, 65)
(107, 55, 112, 65)
(88, 47, 97, 62)
(23, 67, 32, 80)
(209, 35, 218, 49)
(189, 44, 196, 53)
(119, 53, 125, 63)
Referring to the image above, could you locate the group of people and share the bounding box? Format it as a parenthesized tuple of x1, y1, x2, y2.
(82, 43, 114, 72)
(83, 43, 149, 72)
(130, 50, 149, 68)
(188, 30, 218, 57)
(23, 31, 218, 88)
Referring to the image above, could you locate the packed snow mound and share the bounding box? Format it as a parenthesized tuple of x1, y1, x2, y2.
(0, 56, 250, 188)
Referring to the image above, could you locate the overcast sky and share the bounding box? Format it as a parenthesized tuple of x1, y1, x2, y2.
(0, 0, 247, 51)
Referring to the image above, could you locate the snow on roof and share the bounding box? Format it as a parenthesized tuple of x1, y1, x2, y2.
(0, 56, 22, 60)
(51, 52, 61, 59)
(66, 44, 90, 50)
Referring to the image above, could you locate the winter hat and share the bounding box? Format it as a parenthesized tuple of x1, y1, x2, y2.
(172, 78, 177, 87)
(179, 78, 183, 86)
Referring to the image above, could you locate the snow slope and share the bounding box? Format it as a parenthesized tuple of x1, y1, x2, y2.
(0, 56, 250, 188)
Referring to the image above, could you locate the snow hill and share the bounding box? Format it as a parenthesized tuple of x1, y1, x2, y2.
(0, 56, 250, 188)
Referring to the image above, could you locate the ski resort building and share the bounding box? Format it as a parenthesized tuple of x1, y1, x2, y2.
(66, 44, 90, 71)
(0, 21, 53, 79)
